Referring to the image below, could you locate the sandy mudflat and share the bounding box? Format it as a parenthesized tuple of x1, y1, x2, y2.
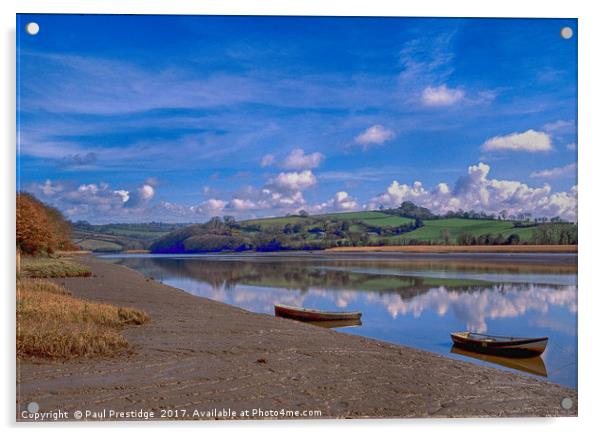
(17, 256, 577, 420)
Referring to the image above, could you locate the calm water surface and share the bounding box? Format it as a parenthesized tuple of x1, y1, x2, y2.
(102, 253, 577, 388)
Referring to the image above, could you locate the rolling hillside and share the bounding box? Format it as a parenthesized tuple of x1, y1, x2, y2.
(245, 211, 414, 230)
(242, 214, 537, 245)
(72, 222, 185, 252)
(149, 202, 576, 254)
(69, 201, 576, 254)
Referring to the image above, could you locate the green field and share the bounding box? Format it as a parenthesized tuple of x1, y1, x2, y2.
(396, 218, 536, 243)
(316, 211, 388, 220)
(244, 211, 414, 229)
(258, 212, 537, 244)
(76, 238, 124, 252)
(361, 215, 415, 227)
(243, 216, 309, 227)
(72, 222, 183, 252)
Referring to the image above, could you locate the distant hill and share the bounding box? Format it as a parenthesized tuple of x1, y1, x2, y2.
(71, 222, 186, 252)
(148, 203, 577, 254)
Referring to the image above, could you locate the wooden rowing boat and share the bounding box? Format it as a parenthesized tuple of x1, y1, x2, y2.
(274, 304, 362, 322)
(450, 345, 548, 377)
(450, 332, 548, 357)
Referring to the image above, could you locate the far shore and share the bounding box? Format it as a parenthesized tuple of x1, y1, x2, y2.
(326, 244, 577, 253)
(84, 245, 577, 258)
(17, 255, 576, 420)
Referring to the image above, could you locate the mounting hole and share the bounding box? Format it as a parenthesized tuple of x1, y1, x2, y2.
(560, 27, 573, 40)
(25, 22, 40, 36)
(561, 397, 573, 410)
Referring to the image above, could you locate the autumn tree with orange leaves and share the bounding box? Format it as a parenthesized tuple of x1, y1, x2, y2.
(16, 193, 77, 255)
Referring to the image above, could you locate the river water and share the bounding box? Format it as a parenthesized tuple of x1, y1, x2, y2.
(102, 252, 577, 388)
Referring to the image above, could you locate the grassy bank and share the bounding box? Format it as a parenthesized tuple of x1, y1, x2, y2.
(19, 256, 92, 278)
(17, 278, 149, 360)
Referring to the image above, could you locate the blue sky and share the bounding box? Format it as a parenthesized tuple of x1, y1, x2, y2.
(17, 15, 577, 223)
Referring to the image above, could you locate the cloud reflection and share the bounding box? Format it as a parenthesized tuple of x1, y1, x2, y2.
(365, 284, 576, 332)
(166, 274, 576, 333)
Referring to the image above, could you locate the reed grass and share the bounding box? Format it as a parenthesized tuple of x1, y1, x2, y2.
(17, 279, 149, 360)
(19, 256, 92, 278)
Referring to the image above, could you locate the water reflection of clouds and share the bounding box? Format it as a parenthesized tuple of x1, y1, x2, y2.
(167, 276, 576, 333)
(167, 278, 307, 313)
(366, 284, 577, 332)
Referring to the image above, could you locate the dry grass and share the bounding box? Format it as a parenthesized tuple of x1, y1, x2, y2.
(19, 256, 92, 278)
(56, 250, 92, 255)
(17, 279, 149, 360)
(326, 244, 577, 253)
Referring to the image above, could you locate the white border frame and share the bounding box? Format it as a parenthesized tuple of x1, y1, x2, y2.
(3, 1, 601, 435)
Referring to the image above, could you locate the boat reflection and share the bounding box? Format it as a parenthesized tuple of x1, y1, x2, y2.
(304, 318, 363, 329)
(450, 345, 548, 377)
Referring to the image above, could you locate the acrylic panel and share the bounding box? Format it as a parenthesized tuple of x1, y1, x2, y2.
(16, 14, 578, 421)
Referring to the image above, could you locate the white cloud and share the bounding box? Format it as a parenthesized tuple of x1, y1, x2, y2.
(28, 179, 162, 221)
(77, 184, 99, 195)
(139, 184, 155, 200)
(481, 129, 552, 152)
(543, 119, 575, 134)
(354, 125, 395, 149)
(260, 154, 275, 167)
(38, 179, 63, 196)
(530, 163, 577, 179)
(282, 148, 325, 169)
(52, 182, 130, 217)
(124, 183, 155, 208)
(114, 190, 130, 203)
(228, 198, 257, 211)
(194, 198, 227, 216)
(333, 191, 358, 210)
(312, 191, 359, 213)
(268, 170, 317, 192)
(566, 142, 576, 151)
(205, 199, 227, 210)
(259, 189, 306, 210)
(188, 170, 320, 218)
(368, 162, 577, 221)
(421, 85, 465, 106)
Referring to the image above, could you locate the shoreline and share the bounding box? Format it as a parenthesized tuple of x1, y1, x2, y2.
(102, 250, 577, 271)
(17, 255, 577, 420)
(326, 244, 577, 253)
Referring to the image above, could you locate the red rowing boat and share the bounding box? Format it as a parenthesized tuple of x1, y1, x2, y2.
(275, 304, 362, 322)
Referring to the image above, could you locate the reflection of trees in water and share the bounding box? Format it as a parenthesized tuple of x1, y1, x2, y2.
(119, 257, 495, 298)
(115, 257, 577, 335)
